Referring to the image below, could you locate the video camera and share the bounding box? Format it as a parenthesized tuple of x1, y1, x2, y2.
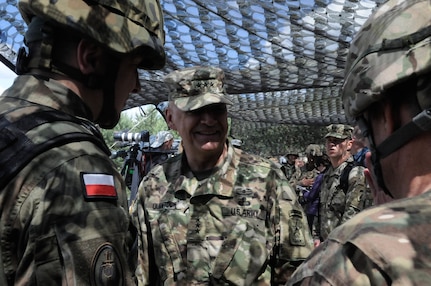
(113, 131, 150, 143)
(111, 131, 150, 159)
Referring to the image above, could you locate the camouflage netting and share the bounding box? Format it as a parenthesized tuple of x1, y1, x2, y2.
(0, 0, 388, 129)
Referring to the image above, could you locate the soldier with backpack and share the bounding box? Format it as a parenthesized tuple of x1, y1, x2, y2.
(290, 1, 431, 284)
(313, 124, 370, 247)
(0, 0, 165, 284)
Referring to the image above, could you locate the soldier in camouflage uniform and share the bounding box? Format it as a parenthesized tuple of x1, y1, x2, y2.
(297, 144, 329, 231)
(312, 124, 369, 247)
(0, 0, 165, 284)
(280, 150, 299, 181)
(295, 144, 322, 195)
(131, 66, 313, 285)
(288, 0, 431, 284)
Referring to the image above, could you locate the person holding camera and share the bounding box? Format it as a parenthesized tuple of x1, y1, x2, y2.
(130, 66, 313, 285)
(0, 0, 165, 284)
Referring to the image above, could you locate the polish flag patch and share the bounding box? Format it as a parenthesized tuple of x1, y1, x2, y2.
(81, 173, 117, 200)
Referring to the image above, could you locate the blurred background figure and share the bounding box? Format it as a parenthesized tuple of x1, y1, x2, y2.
(351, 124, 369, 167)
(142, 130, 174, 176)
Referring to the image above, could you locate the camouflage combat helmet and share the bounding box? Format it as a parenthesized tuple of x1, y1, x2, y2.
(342, 0, 431, 120)
(305, 144, 322, 157)
(18, 0, 166, 69)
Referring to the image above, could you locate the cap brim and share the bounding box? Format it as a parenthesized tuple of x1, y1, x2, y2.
(325, 133, 347, 139)
(173, 92, 233, 111)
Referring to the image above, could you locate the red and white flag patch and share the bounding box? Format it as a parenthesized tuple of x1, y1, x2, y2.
(81, 173, 117, 200)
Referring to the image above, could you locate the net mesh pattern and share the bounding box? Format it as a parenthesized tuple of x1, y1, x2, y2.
(0, 0, 387, 127)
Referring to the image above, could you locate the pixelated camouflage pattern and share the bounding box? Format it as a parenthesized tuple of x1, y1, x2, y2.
(131, 141, 314, 285)
(282, 163, 297, 181)
(288, 191, 431, 285)
(313, 157, 370, 241)
(165, 66, 234, 111)
(342, 0, 431, 119)
(18, 0, 166, 69)
(289, 166, 319, 197)
(0, 75, 136, 285)
(324, 124, 353, 139)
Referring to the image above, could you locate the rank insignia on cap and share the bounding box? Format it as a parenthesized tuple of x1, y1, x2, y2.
(81, 173, 117, 200)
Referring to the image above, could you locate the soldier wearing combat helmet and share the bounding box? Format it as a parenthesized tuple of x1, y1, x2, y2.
(131, 66, 313, 285)
(289, 0, 431, 284)
(0, 0, 165, 284)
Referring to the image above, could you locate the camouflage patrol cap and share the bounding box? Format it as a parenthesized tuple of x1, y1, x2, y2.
(18, 0, 166, 69)
(305, 144, 322, 157)
(165, 66, 233, 111)
(151, 130, 173, 148)
(342, 0, 431, 119)
(325, 124, 353, 140)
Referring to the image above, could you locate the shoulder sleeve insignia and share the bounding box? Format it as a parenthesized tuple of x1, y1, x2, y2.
(81, 173, 118, 200)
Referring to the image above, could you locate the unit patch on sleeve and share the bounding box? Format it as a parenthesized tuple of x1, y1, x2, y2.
(81, 173, 118, 200)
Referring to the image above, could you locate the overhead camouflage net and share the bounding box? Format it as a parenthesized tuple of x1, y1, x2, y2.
(0, 0, 387, 128)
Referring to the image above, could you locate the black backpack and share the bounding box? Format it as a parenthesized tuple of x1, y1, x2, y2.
(0, 107, 110, 190)
(338, 160, 356, 195)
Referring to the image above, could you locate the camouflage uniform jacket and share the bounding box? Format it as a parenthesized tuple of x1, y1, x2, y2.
(288, 191, 431, 285)
(0, 75, 136, 285)
(132, 143, 313, 285)
(293, 166, 319, 195)
(313, 156, 367, 241)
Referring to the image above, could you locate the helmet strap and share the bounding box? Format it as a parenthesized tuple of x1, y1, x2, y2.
(357, 117, 393, 198)
(95, 59, 120, 129)
(376, 109, 431, 158)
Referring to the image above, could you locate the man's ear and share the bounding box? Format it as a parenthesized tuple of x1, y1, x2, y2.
(165, 107, 177, 131)
(346, 139, 353, 151)
(369, 101, 395, 145)
(382, 101, 398, 135)
(76, 39, 103, 74)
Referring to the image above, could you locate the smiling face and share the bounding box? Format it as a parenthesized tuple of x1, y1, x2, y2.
(167, 102, 228, 166)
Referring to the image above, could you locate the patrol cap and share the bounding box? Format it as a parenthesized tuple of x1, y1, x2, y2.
(151, 131, 173, 148)
(165, 66, 233, 111)
(325, 124, 353, 139)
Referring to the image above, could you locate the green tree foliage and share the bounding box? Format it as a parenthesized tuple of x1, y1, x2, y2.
(231, 122, 326, 158)
(100, 105, 170, 170)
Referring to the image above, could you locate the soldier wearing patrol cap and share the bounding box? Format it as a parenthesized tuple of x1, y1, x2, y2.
(0, 0, 165, 284)
(130, 66, 314, 285)
(312, 124, 370, 247)
(289, 0, 431, 284)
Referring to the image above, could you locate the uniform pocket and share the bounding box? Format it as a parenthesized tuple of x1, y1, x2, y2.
(34, 234, 63, 285)
(212, 218, 270, 285)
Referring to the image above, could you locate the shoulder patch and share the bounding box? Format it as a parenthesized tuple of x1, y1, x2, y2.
(81, 173, 118, 200)
(90, 242, 124, 285)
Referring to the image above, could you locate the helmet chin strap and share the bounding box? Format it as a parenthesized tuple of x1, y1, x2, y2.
(20, 18, 122, 129)
(376, 109, 431, 159)
(360, 109, 431, 198)
(52, 59, 120, 129)
(357, 117, 393, 198)
(94, 60, 120, 129)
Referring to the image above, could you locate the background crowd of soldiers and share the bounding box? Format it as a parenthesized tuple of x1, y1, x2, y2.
(276, 123, 372, 245)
